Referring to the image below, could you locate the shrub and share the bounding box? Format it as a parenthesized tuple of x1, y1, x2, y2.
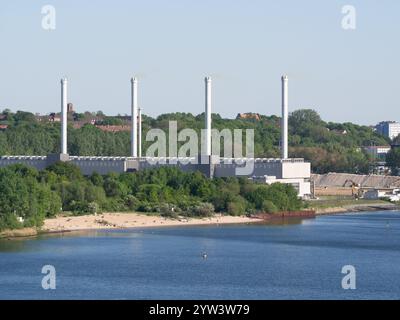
(46, 162, 83, 181)
(87, 202, 99, 214)
(124, 195, 140, 211)
(262, 200, 278, 214)
(159, 203, 180, 219)
(191, 203, 215, 217)
(137, 201, 156, 213)
(101, 198, 128, 212)
(227, 196, 247, 216)
(0, 213, 22, 231)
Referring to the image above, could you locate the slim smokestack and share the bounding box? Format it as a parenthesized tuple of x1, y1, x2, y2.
(131, 77, 138, 158)
(138, 107, 142, 158)
(61, 78, 68, 155)
(205, 76, 212, 157)
(281, 75, 289, 159)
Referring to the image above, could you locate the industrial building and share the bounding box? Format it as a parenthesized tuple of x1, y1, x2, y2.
(0, 75, 312, 197)
(363, 145, 391, 161)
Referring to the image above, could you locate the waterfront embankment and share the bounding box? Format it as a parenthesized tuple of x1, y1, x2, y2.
(314, 202, 400, 215)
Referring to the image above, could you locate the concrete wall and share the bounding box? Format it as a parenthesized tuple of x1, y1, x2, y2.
(139, 159, 202, 174)
(312, 173, 400, 188)
(282, 162, 311, 179)
(0, 156, 128, 176)
(0, 157, 48, 171)
(299, 181, 311, 197)
(70, 158, 127, 175)
(214, 162, 283, 178)
(314, 187, 353, 197)
(214, 161, 310, 179)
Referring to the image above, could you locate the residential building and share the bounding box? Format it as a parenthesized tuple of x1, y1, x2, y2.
(375, 121, 400, 140)
(236, 113, 261, 121)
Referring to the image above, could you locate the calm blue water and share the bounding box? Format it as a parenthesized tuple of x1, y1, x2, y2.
(1, 211, 400, 300)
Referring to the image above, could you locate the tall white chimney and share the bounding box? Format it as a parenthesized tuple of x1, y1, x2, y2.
(131, 77, 138, 158)
(281, 75, 289, 159)
(138, 107, 142, 158)
(61, 78, 68, 155)
(205, 76, 212, 157)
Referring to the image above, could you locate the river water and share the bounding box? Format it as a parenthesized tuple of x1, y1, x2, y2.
(1, 211, 399, 300)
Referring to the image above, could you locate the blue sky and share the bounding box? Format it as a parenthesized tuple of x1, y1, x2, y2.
(0, 0, 399, 124)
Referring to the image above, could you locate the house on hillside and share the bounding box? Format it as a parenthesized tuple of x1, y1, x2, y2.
(236, 113, 261, 121)
(49, 113, 61, 122)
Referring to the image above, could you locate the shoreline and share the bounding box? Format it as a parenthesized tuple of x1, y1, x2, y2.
(40, 212, 263, 234)
(0, 213, 262, 239)
(313, 202, 400, 215)
(2, 204, 399, 240)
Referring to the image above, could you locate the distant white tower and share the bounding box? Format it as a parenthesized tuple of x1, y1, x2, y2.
(61, 78, 68, 155)
(281, 75, 289, 159)
(138, 106, 142, 158)
(131, 77, 138, 158)
(205, 76, 212, 157)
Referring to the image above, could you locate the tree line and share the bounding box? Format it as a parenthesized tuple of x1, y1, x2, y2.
(0, 108, 389, 174)
(0, 163, 302, 231)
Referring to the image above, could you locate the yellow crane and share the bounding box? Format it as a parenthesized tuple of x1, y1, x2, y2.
(343, 179, 361, 199)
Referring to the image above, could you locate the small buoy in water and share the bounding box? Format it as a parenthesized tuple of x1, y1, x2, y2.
(202, 252, 208, 259)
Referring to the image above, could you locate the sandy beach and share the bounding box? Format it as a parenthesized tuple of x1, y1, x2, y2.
(41, 213, 263, 233)
(5, 205, 397, 239)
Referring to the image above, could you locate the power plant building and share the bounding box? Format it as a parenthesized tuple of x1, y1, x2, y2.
(0, 75, 312, 197)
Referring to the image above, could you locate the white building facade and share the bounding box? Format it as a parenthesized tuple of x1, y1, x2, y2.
(376, 121, 400, 140)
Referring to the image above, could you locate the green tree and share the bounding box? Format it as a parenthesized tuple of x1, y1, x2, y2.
(46, 161, 84, 181)
(262, 200, 278, 214)
(289, 109, 324, 132)
(0, 165, 61, 230)
(227, 196, 247, 216)
(386, 148, 400, 175)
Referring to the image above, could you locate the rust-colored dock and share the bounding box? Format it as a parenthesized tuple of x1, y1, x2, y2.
(252, 210, 316, 220)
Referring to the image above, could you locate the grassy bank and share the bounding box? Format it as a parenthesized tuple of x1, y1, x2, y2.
(306, 196, 399, 214)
